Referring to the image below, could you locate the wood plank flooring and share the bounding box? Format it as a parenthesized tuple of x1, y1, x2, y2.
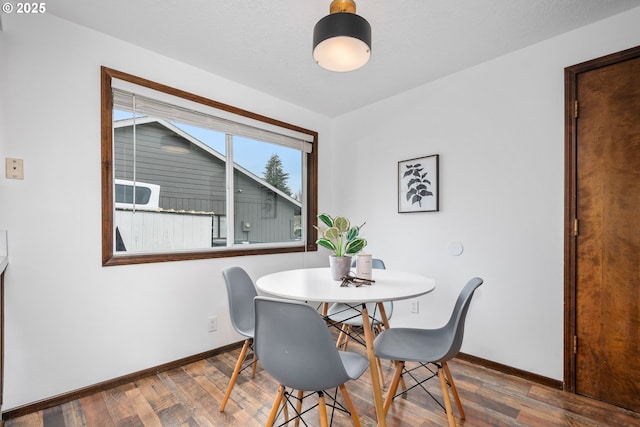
(6, 345, 640, 427)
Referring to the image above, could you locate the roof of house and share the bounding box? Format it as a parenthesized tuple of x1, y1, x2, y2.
(114, 117, 302, 209)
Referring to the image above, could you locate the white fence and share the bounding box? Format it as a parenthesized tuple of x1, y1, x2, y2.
(115, 210, 213, 252)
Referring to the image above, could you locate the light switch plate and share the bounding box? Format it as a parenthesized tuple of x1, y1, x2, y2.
(6, 158, 24, 180)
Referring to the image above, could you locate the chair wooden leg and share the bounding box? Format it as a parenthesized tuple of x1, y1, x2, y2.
(336, 324, 348, 349)
(283, 394, 290, 423)
(294, 390, 304, 427)
(377, 356, 386, 387)
(438, 366, 456, 427)
(383, 361, 404, 416)
(318, 392, 329, 427)
(339, 384, 362, 427)
(371, 324, 386, 387)
(391, 360, 408, 398)
(266, 385, 285, 427)
(343, 325, 352, 350)
(400, 373, 408, 398)
(443, 361, 465, 420)
(220, 338, 250, 411)
(251, 354, 258, 378)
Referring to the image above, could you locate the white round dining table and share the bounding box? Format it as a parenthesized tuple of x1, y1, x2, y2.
(255, 267, 435, 303)
(256, 267, 436, 427)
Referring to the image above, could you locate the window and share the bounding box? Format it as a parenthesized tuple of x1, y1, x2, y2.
(101, 67, 318, 265)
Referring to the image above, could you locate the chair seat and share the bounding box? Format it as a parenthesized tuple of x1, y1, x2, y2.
(237, 326, 254, 339)
(327, 302, 391, 325)
(338, 351, 370, 380)
(374, 327, 451, 363)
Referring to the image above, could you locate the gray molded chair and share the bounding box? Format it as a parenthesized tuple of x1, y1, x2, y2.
(327, 258, 391, 350)
(374, 277, 484, 427)
(219, 266, 259, 412)
(254, 296, 369, 427)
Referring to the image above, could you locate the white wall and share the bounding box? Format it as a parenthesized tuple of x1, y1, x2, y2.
(331, 7, 640, 380)
(1, 5, 639, 411)
(0, 13, 327, 409)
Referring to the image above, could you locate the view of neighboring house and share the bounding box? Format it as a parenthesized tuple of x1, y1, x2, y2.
(113, 118, 302, 251)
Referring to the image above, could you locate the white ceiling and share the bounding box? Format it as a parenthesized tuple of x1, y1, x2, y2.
(47, 0, 640, 118)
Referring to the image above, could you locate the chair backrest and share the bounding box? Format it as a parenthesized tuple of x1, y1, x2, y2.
(254, 296, 352, 391)
(439, 277, 484, 361)
(222, 266, 258, 337)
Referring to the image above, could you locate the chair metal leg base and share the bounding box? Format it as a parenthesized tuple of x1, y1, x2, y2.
(268, 387, 361, 427)
(383, 361, 464, 427)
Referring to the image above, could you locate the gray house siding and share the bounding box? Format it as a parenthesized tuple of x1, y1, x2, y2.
(114, 120, 300, 245)
(234, 170, 300, 243)
(114, 122, 225, 213)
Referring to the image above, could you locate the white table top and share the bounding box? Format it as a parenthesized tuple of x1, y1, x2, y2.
(256, 267, 435, 303)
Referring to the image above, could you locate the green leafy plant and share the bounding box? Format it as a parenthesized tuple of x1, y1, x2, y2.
(315, 213, 367, 257)
(403, 162, 433, 207)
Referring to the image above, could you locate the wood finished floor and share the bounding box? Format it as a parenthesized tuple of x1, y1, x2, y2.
(6, 344, 640, 427)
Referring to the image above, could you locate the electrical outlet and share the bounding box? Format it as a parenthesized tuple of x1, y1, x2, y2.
(208, 316, 217, 332)
(410, 300, 419, 314)
(6, 158, 24, 180)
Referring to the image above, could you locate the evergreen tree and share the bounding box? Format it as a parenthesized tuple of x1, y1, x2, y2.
(263, 154, 292, 196)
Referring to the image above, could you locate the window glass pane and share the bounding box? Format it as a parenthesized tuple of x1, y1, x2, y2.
(113, 111, 227, 253)
(233, 136, 303, 245)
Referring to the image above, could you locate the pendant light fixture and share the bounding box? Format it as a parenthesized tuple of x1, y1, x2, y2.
(313, 0, 372, 72)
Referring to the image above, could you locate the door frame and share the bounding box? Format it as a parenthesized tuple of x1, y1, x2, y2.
(563, 44, 640, 392)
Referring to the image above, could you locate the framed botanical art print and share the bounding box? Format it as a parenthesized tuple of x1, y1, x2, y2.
(398, 154, 439, 213)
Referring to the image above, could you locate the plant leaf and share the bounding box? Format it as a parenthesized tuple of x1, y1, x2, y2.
(333, 216, 350, 233)
(323, 227, 340, 241)
(318, 213, 333, 227)
(316, 238, 337, 251)
(345, 238, 367, 255)
(346, 226, 359, 241)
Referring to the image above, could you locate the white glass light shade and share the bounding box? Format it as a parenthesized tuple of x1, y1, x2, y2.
(313, 36, 370, 72)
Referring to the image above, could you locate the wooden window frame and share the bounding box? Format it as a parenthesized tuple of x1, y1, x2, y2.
(101, 66, 318, 266)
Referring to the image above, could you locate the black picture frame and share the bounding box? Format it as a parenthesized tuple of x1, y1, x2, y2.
(398, 154, 439, 213)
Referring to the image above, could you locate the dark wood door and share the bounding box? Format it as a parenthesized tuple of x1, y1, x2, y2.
(566, 48, 640, 412)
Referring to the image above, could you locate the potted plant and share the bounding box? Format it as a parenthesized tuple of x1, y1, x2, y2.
(315, 213, 367, 280)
